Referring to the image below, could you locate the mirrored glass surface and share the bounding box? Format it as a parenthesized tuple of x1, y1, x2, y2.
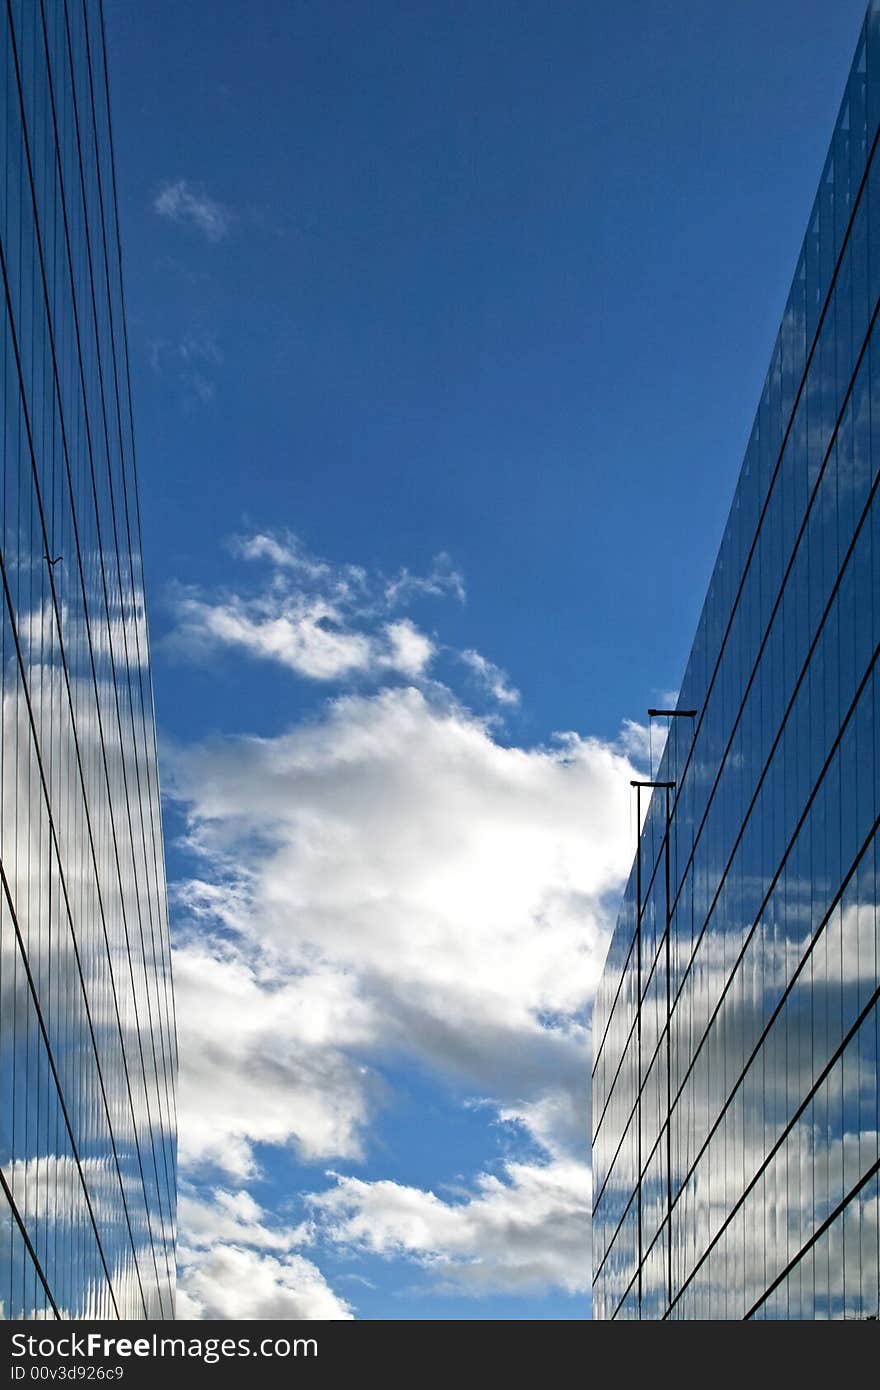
(0, 0, 175, 1320)
(593, 3, 880, 1321)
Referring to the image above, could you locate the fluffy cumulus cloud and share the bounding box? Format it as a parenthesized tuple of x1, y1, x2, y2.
(178, 1246, 352, 1320)
(175, 1186, 353, 1318)
(170, 686, 637, 1105)
(174, 1186, 350, 1317)
(310, 1154, 591, 1295)
(170, 590, 435, 681)
(172, 934, 375, 1179)
(180, 1187, 309, 1252)
(165, 531, 646, 1317)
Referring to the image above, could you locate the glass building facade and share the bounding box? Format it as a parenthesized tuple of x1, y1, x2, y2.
(0, 1, 176, 1318)
(593, 3, 880, 1320)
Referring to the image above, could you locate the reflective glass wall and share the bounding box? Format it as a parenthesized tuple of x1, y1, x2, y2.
(0, 0, 176, 1319)
(593, 2, 880, 1320)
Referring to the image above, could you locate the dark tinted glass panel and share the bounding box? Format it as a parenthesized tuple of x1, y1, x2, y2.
(593, 4, 880, 1321)
(0, 0, 175, 1320)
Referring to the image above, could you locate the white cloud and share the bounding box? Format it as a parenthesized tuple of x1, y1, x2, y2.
(173, 932, 374, 1178)
(310, 1154, 591, 1296)
(177, 1243, 352, 1320)
(169, 684, 637, 1180)
(616, 717, 653, 764)
(167, 534, 643, 1307)
(168, 590, 434, 682)
(154, 180, 231, 241)
(233, 530, 464, 609)
(163, 532, 458, 683)
(2, 1153, 118, 1227)
(383, 618, 434, 678)
(460, 649, 520, 707)
(179, 1186, 308, 1253)
(234, 532, 365, 592)
(170, 687, 634, 1040)
(174, 1186, 352, 1319)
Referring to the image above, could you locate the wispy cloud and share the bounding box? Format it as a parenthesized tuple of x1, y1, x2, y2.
(617, 716, 673, 780)
(616, 717, 652, 763)
(150, 330, 223, 405)
(154, 179, 231, 242)
(235, 531, 465, 608)
(460, 649, 520, 707)
(164, 531, 466, 685)
(383, 553, 466, 607)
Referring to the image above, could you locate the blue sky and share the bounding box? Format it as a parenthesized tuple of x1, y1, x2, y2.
(103, 0, 868, 1320)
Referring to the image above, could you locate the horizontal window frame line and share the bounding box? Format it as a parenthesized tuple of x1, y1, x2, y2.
(593, 803, 677, 1147)
(68, 0, 178, 1155)
(595, 623, 880, 1245)
(0, 218, 160, 1315)
(94, 0, 179, 1091)
(597, 569, 880, 1212)
(600, 279, 880, 1103)
(598, 456, 880, 1196)
(593, 101, 880, 1079)
(652, 257, 880, 1006)
(661, 983, 880, 1319)
(0, 1165, 61, 1320)
(0, 443, 153, 1319)
(744, 1155, 880, 1319)
(0, 532, 144, 1318)
(606, 981, 880, 1320)
(592, 818, 677, 1208)
(593, 337, 880, 1154)
(34, 0, 179, 1147)
(592, 983, 638, 1162)
(635, 169, 880, 972)
(55, 0, 180, 1159)
(0, 116, 172, 1324)
(0, 855, 118, 1318)
(37, 0, 178, 1144)
(592, 1164, 638, 1287)
(595, 785, 880, 1286)
(12, 0, 178, 1292)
